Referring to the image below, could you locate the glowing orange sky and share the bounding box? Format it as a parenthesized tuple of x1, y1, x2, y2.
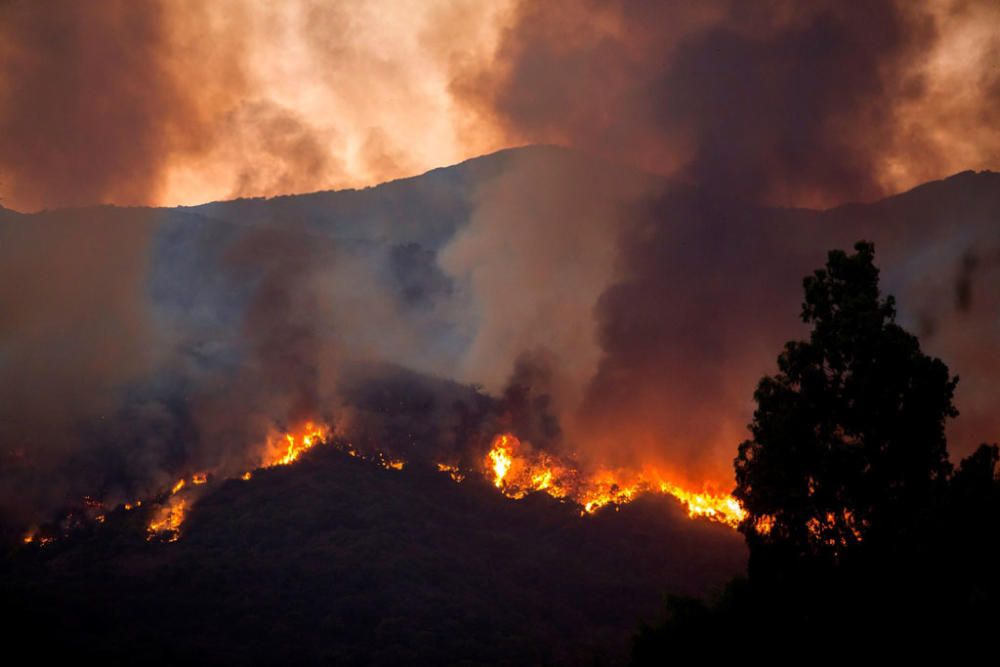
(158, 0, 516, 207)
(0, 0, 996, 212)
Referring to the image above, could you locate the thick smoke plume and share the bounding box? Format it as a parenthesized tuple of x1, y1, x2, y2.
(0, 1, 246, 210)
(3, 1, 997, 211)
(0, 0, 506, 212)
(458, 0, 1000, 207)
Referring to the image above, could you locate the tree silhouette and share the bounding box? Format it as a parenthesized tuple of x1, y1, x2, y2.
(734, 241, 958, 575)
(633, 242, 998, 663)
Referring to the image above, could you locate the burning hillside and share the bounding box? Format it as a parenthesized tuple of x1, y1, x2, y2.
(484, 434, 744, 525)
(139, 422, 743, 545)
(3, 424, 745, 665)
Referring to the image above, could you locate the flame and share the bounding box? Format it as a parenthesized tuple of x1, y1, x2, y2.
(483, 434, 746, 528)
(485, 434, 573, 500)
(487, 435, 514, 488)
(437, 463, 465, 482)
(82, 495, 104, 509)
(146, 422, 330, 542)
(382, 457, 405, 470)
(261, 422, 329, 467)
(147, 496, 187, 542)
(753, 514, 775, 535)
(146, 472, 208, 541)
(50, 421, 747, 549)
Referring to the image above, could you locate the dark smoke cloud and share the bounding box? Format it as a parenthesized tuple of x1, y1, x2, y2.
(575, 190, 826, 482)
(0, 1, 246, 211)
(459, 0, 997, 207)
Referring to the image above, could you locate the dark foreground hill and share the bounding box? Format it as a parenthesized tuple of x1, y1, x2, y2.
(1, 447, 744, 665)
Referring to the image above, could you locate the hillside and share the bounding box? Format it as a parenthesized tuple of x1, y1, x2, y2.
(2, 146, 999, 664)
(2, 444, 744, 665)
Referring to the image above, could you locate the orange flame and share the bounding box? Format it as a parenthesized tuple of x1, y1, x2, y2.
(147, 495, 187, 542)
(261, 422, 329, 467)
(146, 471, 209, 541)
(483, 433, 746, 528)
(487, 434, 515, 488)
(437, 463, 465, 482)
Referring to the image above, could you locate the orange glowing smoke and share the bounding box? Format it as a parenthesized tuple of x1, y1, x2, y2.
(483, 433, 746, 528)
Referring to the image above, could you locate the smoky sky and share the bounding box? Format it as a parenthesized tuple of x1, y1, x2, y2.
(0, 0, 505, 212)
(1, 1, 998, 211)
(459, 0, 1000, 207)
(0, 1, 241, 210)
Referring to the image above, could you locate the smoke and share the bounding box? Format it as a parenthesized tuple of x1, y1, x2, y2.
(0, 0, 508, 212)
(0, 207, 164, 520)
(0, 1, 248, 211)
(2, 1, 995, 212)
(438, 147, 654, 405)
(457, 0, 1000, 207)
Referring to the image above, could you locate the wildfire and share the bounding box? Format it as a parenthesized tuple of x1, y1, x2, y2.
(483, 434, 746, 528)
(485, 434, 574, 500)
(437, 463, 465, 482)
(31, 419, 750, 549)
(147, 496, 187, 542)
(487, 434, 515, 488)
(376, 452, 405, 470)
(22, 531, 54, 546)
(146, 471, 208, 541)
(262, 422, 329, 467)
(144, 422, 404, 542)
